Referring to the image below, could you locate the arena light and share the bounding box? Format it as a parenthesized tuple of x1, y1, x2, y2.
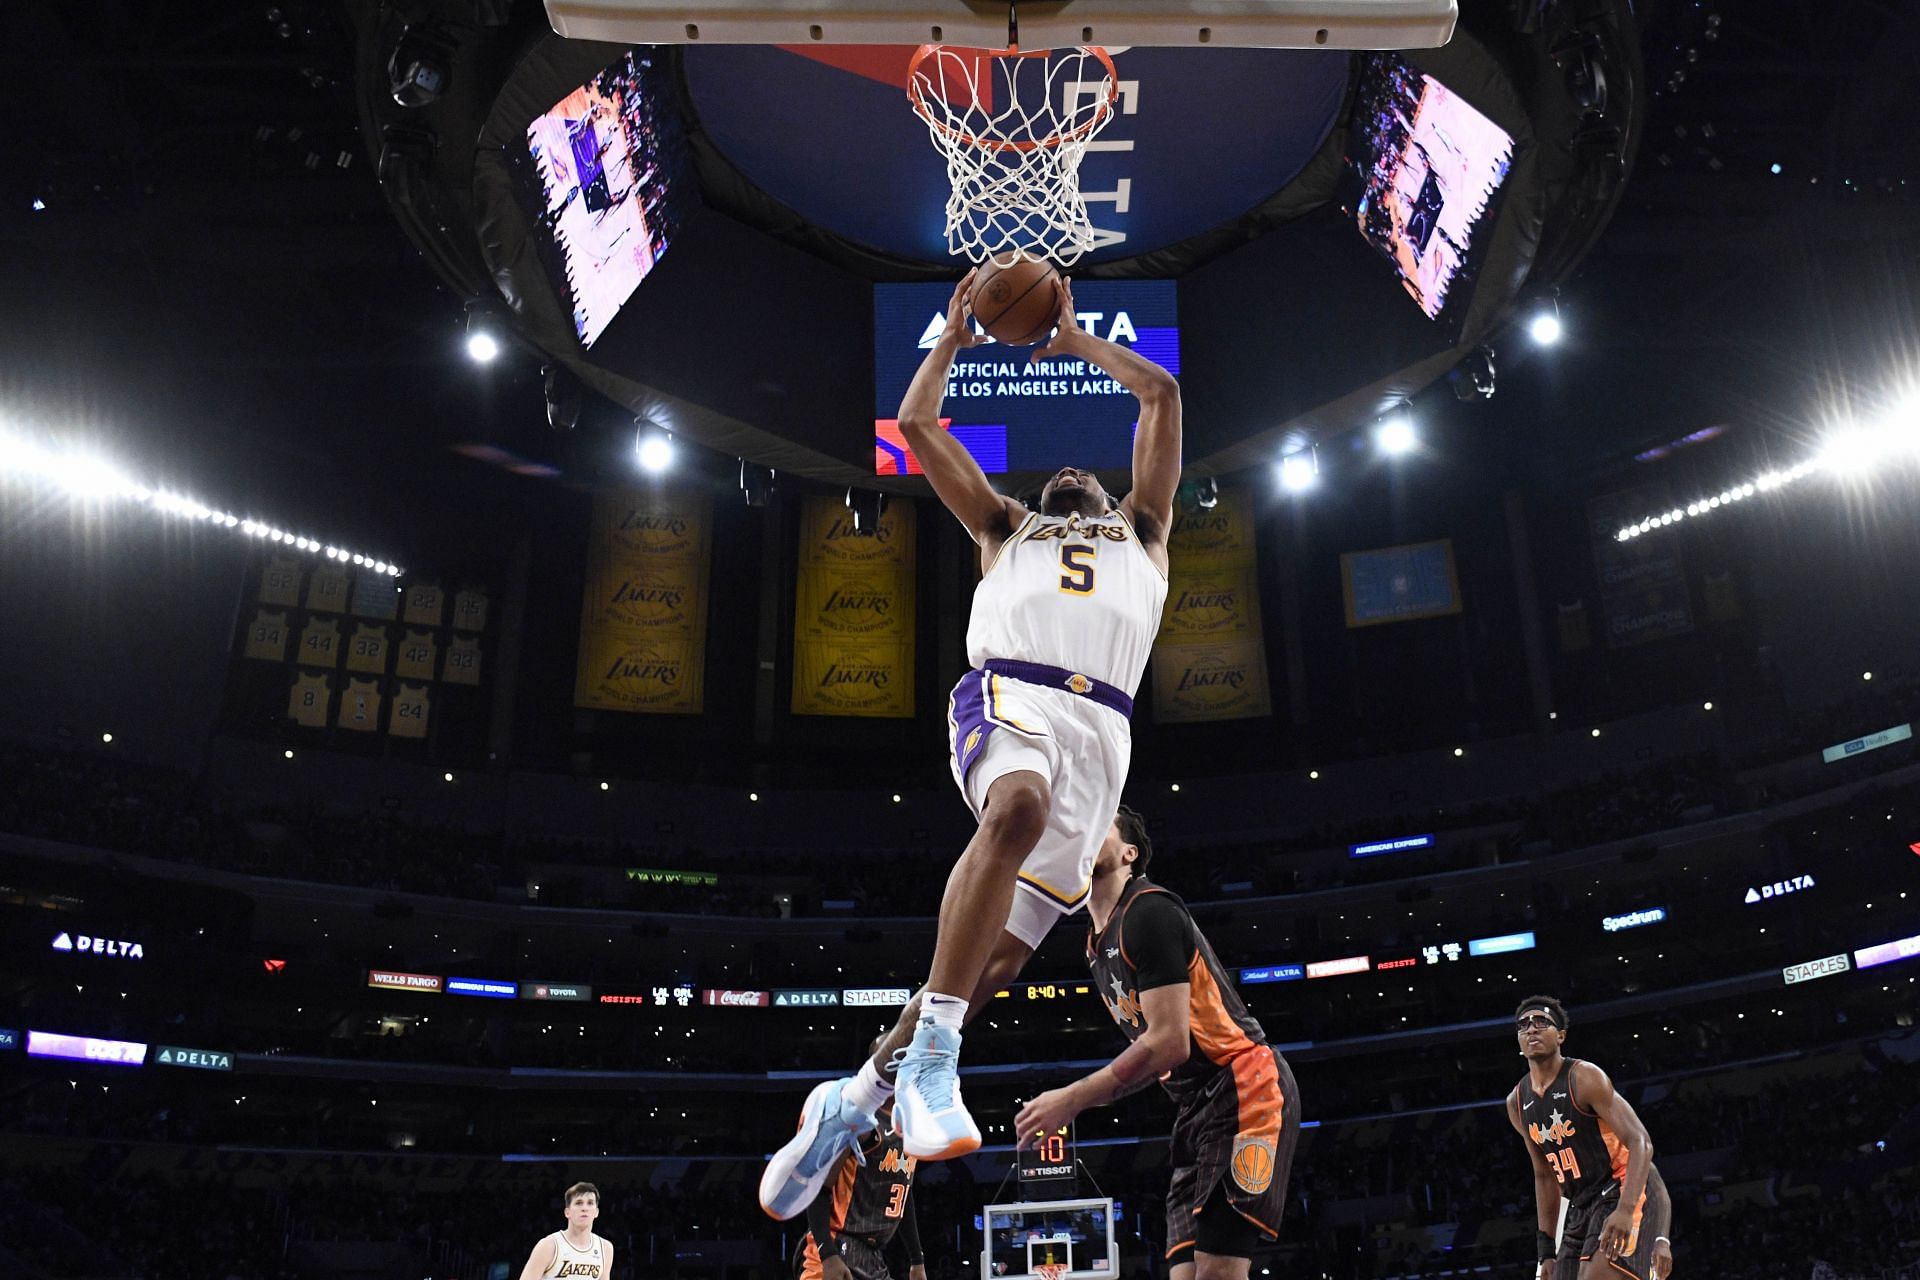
(1527, 309, 1563, 346)
(0, 426, 406, 575)
(1376, 412, 1417, 456)
(636, 431, 674, 475)
(465, 331, 501, 364)
(1277, 449, 1318, 494)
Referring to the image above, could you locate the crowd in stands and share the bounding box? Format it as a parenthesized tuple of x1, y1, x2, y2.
(3, 1037, 1916, 1278)
(7, 683, 1910, 919)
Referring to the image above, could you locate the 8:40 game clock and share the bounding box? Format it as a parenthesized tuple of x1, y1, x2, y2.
(1018, 1121, 1077, 1188)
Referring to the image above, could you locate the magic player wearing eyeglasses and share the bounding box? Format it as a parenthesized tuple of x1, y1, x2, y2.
(1505, 996, 1673, 1280)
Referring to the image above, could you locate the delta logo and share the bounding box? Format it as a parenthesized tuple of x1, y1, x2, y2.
(1743, 874, 1814, 904)
(52, 933, 144, 960)
(916, 310, 1139, 349)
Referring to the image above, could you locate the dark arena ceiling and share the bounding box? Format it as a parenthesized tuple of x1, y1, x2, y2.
(1, 0, 1916, 543)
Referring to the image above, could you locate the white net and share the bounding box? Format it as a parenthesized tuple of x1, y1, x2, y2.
(908, 45, 1120, 266)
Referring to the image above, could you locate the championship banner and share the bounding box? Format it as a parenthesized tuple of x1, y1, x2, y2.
(792, 496, 916, 717)
(1153, 487, 1271, 722)
(1587, 489, 1693, 648)
(575, 487, 713, 714)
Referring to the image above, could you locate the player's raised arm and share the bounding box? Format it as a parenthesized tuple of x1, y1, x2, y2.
(1570, 1062, 1655, 1259)
(1507, 1088, 1563, 1280)
(897, 269, 1028, 547)
(1013, 981, 1189, 1143)
(518, 1236, 557, 1280)
(1031, 279, 1182, 556)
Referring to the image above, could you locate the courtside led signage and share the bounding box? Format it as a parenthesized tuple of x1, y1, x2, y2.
(1743, 875, 1813, 904)
(367, 970, 443, 994)
(1820, 722, 1912, 764)
(652, 985, 696, 1007)
(1602, 908, 1668, 933)
(1239, 964, 1306, 984)
(26, 1031, 147, 1065)
(51, 932, 144, 960)
(624, 868, 719, 887)
(0, 1029, 18, 1052)
(1854, 934, 1920, 971)
(843, 988, 913, 1007)
(598, 993, 648, 1005)
(1422, 942, 1463, 964)
(702, 989, 771, 1007)
(774, 989, 840, 1007)
(523, 983, 591, 1002)
(1348, 834, 1436, 859)
(1376, 957, 1418, 971)
(447, 977, 518, 999)
(155, 1045, 234, 1071)
(1306, 956, 1371, 979)
(1783, 954, 1851, 986)
(1468, 932, 1537, 957)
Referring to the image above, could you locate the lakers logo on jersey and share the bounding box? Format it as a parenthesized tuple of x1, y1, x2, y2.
(553, 1264, 599, 1279)
(1231, 1134, 1278, 1194)
(1530, 1111, 1578, 1146)
(1066, 673, 1093, 694)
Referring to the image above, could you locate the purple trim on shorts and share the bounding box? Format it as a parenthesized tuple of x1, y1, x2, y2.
(949, 670, 996, 783)
(983, 659, 1134, 719)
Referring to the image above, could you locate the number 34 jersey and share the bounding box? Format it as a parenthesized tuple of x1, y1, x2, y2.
(1517, 1058, 1631, 1207)
(966, 510, 1168, 695)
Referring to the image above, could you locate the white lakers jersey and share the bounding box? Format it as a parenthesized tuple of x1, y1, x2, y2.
(542, 1231, 606, 1279)
(967, 509, 1168, 694)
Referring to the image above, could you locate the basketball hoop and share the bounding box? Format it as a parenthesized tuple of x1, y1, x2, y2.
(907, 42, 1119, 265)
(1033, 1264, 1070, 1280)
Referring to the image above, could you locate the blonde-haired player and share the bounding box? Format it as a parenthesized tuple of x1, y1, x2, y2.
(763, 271, 1179, 1218)
(520, 1182, 613, 1280)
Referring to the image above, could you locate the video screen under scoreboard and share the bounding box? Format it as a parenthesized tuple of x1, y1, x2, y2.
(1339, 53, 1514, 320)
(520, 49, 694, 349)
(873, 280, 1179, 476)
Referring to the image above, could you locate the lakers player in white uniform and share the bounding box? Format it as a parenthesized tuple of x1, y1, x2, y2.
(519, 1182, 613, 1280)
(763, 271, 1179, 1218)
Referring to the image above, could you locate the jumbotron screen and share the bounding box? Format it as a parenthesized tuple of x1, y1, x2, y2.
(1340, 53, 1514, 320)
(873, 280, 1180, 476)
(521, 49, 693, 349)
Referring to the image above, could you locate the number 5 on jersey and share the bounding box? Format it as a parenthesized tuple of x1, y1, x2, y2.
(1058, 543, 1096, 594)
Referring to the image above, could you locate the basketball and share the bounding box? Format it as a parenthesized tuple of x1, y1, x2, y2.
(969, 253, 1061, 346)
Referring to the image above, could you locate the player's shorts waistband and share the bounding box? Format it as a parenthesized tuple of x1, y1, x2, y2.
(981, 659, 1133, 719)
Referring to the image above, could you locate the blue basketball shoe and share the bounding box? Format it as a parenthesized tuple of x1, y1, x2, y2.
(891, 1024, 980, 1160)
(758, 1077, 874, 1220)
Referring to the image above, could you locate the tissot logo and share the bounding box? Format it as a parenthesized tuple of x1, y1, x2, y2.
(51, 932, 144, 960)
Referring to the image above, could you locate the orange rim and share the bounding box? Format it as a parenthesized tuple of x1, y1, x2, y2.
(907, 44, 1119, 154)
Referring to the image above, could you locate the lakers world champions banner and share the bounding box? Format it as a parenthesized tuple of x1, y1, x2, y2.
(792, 496, 916, 717)
(574, 487, 713, 714)
(1152, 487, 1272, 722)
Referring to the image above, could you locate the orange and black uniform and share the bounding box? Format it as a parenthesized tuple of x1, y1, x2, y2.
(794, 1128, 922, 1280)
(1518, 1058, 1671, 1280)
(1087, 875, 1300, 1267)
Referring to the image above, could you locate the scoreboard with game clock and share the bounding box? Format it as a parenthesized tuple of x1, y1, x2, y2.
(1018, 1121, 1077, 1189)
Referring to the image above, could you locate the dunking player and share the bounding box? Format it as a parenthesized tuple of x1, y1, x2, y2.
(795, 1095, 928, 1280)
(1507, 997, 1673, 1280)
(1014, 808, 1299, 1280)
(762, 271, 1180, 1217)
(518, 1182, 613, 1280)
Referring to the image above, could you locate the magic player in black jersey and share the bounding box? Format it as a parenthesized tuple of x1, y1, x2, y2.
(796, 1097, 927, 1280)
(1016, 808, 1300, 1280)
(1506, 996, 1673, 1280)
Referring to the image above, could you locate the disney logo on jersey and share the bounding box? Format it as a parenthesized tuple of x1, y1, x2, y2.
(1529, 1111, 1577, 1145)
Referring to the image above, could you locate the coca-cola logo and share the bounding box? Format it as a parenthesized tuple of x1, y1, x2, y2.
(701, 989, 771, 1007)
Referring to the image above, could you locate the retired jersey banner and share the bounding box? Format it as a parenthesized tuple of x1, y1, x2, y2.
(1153, 487, 1272, 722)
(792, 496, 916, 717)
(1588, 489, 1693, 648)
(575, 487, 713, 714)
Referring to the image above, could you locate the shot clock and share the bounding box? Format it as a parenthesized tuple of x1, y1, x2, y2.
(1018, 1120, 1077, 1188)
